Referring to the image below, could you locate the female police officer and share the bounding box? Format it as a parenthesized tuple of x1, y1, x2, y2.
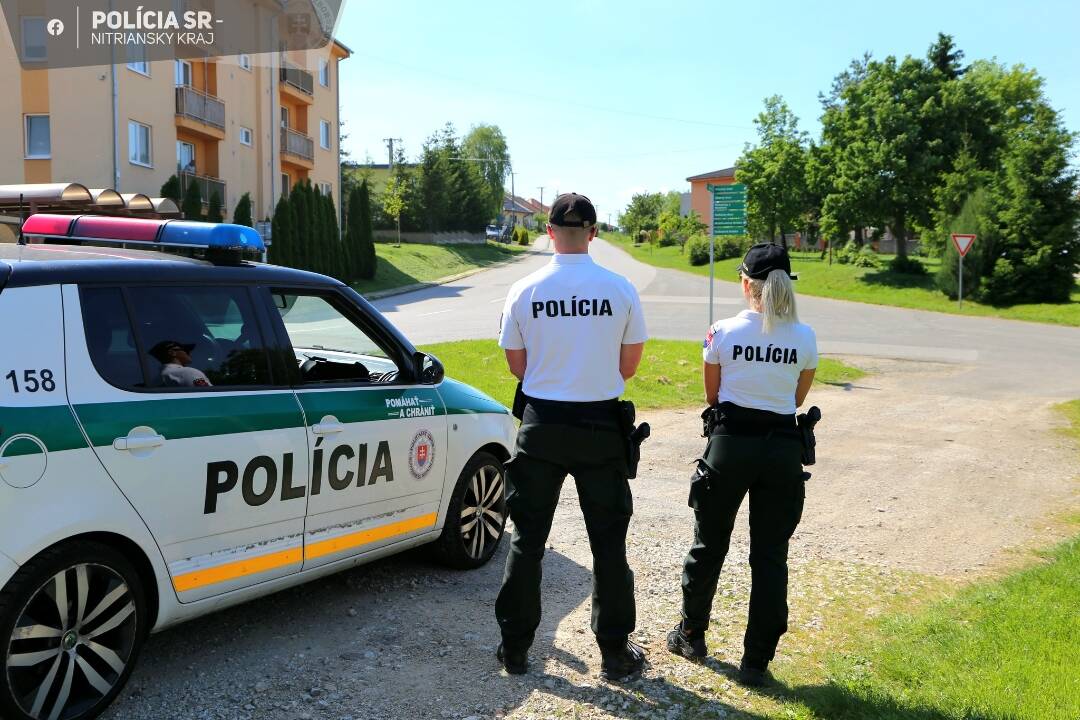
(665, 242, 817, 687)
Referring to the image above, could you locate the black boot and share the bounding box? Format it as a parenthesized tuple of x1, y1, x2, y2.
(496, 643, 528, 675)
(666, 622, 707, 660)
(599, 640, 647, 682)
(736, 658, 773, 687)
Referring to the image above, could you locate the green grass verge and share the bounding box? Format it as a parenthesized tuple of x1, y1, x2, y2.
(1054, 399, 1080, 443)
(350, 241, 530, 296)
(604, 234, 1080, 327)
(422, 338, 864, 410)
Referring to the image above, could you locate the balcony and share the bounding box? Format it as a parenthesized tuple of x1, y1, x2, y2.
(175, 85, 226, 140)
(281, 127, 315, 168)
(279, 60, 314, 103)
(180, 171, 227, 206)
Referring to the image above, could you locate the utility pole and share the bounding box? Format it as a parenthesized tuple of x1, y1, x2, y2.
(537, 186, 545, 213)
(509, 172, 518, 227)
(383, 137, 402, 168)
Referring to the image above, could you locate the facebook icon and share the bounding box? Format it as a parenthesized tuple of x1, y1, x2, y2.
(47, 18, 64, 36)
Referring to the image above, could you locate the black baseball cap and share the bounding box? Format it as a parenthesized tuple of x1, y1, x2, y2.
(737, 243, 798, 280)
(149, 340, 195, 363)
(549, 193, 597, 228)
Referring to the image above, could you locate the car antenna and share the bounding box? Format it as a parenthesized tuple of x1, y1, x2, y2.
(16, 193, 25, 245)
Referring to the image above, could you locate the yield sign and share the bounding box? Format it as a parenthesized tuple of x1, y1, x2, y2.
(951, 233, 976, 257)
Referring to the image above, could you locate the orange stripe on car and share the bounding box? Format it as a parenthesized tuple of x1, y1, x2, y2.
(171, 513, 438, 592)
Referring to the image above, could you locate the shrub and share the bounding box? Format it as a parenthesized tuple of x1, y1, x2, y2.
(852, 245, 882, 268)
(232, 193, 253, 227)
(513, 225, 530, 246)
(206, 190, 224, 224)
(160, 175, 182, 206)
(834, 241, 859, 265)
(686, 234, 711, 266)
(888, 254, 928, 275)
(714, 235, 751, 260)
(180, 181, 202, 221)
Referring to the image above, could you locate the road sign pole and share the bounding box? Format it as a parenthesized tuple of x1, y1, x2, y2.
(958, 254, 963, 310)
(708, 234, 715, 326)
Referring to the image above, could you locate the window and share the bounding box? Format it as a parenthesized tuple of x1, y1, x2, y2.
(24, 115, 50, 159)
(129, 121, 152, 167)
(127, 44, 150, 75)
(82, 286, 275, 391)
(319, 59, 330, 87)
(239, 127, 253, 146)
(281, 173, 290, 197)
(273, 292, 401, 384)
(174, 59, 193, 87)
(280, 106, 290, 129)
(177, 141, 195, 173)
(318, 182, 332, 198)
(319, 120, 332, 150)
(21, 18, 46, 61)
(81, 288, 145, 389)
(239, 53, 252, 71)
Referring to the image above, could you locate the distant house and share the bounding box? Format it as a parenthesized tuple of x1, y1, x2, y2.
(502, 195, 539, 227)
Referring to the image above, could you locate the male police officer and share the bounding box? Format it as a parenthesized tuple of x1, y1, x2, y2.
(495, 193, 649, 681)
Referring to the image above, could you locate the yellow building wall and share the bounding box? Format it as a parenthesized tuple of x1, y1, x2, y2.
(310, 45, 340, 203)
(51, 66, 115, 189)
(0, 27, 24, 182)
(117, 59, 175, 196)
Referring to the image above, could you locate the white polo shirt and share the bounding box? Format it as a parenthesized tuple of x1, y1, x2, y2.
(703, 310, 817, 415)
(161, 363, 212, 388)
(499, 253, 648, 402)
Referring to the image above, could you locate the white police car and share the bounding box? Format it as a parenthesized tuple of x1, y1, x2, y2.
(0, 215, 515, 720)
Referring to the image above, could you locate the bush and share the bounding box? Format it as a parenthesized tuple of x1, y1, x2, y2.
(232, 193, 253, 227)
(852, 245, 882, 268)
(206, 190, 224, 224)
(888, 254, 928, 275)
(513, 225, 530, 246)
(686, 234, 711, 266)
(714, 235, 751, 260)
(834, 241, 859, 265)
(181, 181, 202, 221)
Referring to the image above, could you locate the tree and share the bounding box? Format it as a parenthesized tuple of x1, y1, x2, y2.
(233, 193, 253, 227)
(462, 124, 511, 219)
(181, 181, 202, 220)
(206, 190, 224, 223)
(270, 194, 295, 267)
(383, 175, 406, 248)
(290, 182, 312, 272)
(160, 175, 182, 206)
(619, 192, 664, 242)
(736, 95, 809, 245)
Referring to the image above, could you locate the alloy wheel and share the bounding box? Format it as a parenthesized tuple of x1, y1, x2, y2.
(6, 563, 137, 720)
(459, 464, 505, 560)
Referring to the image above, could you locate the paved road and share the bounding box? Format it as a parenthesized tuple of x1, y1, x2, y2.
(373, 237, 1080, 400)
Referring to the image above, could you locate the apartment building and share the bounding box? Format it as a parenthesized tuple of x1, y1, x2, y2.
(0, 13, 350, 225)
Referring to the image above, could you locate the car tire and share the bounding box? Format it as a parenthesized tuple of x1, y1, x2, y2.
(433, 452, 507, 569)
(0, 541, 148, 720)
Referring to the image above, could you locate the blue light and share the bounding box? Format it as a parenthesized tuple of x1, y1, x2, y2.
(160, 221, 265, 253)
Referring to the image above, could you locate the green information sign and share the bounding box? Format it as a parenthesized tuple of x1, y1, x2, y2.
(708, 183, 747, 236)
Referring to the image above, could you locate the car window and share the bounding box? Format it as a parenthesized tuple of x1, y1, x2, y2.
(274, 292, 402, 384)
(120, 286, 273, 390)
(81, 287, 145, 389)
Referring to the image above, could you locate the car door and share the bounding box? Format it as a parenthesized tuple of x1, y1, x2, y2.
(265, 287, 448, 571)
(64, 283, 310, 603)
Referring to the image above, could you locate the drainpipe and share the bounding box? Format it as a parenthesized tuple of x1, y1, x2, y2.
(109, 3, 120, 191)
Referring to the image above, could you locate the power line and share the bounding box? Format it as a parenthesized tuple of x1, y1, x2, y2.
(354, 52, 754, 131)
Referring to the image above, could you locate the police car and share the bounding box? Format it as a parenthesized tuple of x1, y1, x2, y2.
(0, 215, 515, 720)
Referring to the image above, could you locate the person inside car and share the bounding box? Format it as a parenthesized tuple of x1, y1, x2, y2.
(149, 340, 213, 388)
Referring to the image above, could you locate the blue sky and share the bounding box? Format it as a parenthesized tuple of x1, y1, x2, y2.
(335, 0, 1080, 220)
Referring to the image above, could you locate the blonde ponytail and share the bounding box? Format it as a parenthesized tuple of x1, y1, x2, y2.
(746, 268, 798, 333)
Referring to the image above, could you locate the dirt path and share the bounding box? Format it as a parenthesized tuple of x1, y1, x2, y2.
(104, 359, 1079, 720)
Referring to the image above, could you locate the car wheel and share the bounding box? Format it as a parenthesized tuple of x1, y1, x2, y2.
(1, 541, 147, 720)
(434, 452, 506, 569)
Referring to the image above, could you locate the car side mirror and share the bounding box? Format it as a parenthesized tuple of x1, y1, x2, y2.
(415, 352, 444, 385)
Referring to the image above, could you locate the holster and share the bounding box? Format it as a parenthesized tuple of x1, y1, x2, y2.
(796, 406, 822, 466)
(619, 400, 650, 479)
(512, 382, 526, 421)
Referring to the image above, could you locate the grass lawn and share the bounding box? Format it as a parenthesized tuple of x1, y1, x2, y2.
(1054, 399, 1080, 443)
(604, 234, 1080, 327)
(350, 240, 530, 296)
(422, 338, 864, 411)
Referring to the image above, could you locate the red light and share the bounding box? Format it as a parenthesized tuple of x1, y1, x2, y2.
(22, 214, 79, 237)
(73, 216, 165, 242)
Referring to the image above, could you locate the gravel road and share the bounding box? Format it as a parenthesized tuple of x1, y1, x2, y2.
(103, 358, 1079, 720)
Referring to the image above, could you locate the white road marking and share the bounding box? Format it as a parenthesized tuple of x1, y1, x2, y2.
(640, 295, 742, 305)
(418, 309, 453, 317)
